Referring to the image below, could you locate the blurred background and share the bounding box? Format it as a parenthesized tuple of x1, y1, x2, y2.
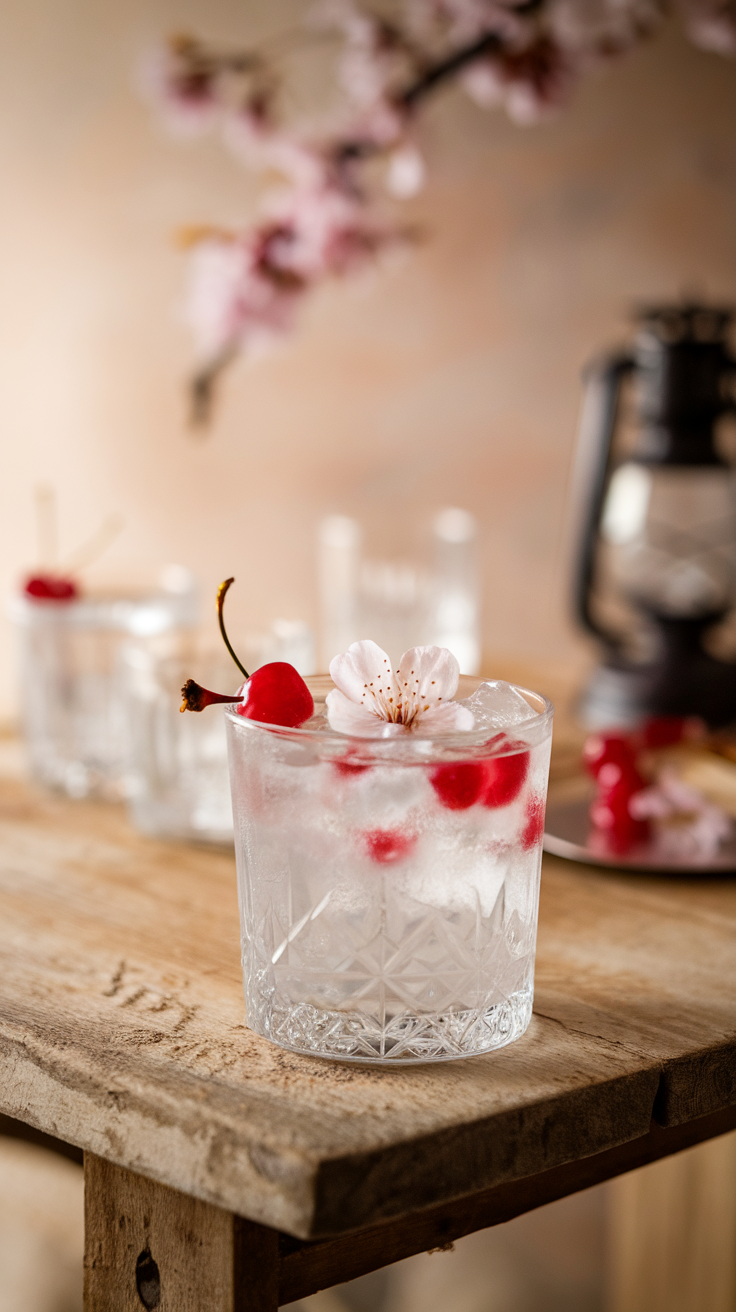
(1, 1, 736, 1310)
(1, 0, 735, 715)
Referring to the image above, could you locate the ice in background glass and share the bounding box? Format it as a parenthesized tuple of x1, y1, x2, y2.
(123, 620, 314, 843)
(226, 676, 553, 1063)
(10, 585, 198, 800)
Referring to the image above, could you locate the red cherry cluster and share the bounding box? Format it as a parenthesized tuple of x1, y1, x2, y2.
(584, 718, 691, 851)
(428, 748, 543, 853)
(23, 574, 78, 602)
(429, 741, 530, 813)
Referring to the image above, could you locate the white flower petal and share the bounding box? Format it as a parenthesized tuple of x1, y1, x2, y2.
(417, 701, 475, 734)
(396, 645, 460, 715)
(326, 688, 407, 738)
(329, 639, 400, 710)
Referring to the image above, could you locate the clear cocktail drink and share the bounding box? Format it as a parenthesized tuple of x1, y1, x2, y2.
(226, 675, 553, 1063)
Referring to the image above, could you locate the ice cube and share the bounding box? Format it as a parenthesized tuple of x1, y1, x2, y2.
(301, 704, 330, 732)
(459, 680, 535, 732)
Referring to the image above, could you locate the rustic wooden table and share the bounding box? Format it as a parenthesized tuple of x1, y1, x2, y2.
(0, 753, 735, 1311)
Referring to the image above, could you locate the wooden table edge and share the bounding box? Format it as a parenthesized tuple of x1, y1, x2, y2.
(277, 1100, 736, 1303)
(5, 1102, 735, 1306)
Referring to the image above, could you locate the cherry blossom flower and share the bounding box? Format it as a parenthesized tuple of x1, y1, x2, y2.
(386, 142, 426, 196)
(145, 0, 735, 418)
(461, 36, 577, 122)
(629, 769, 732, 860)
(186, 230, 304, 362)
(406, 0, 525, 47)
(141, 36, 221, 136)
(677, 0, 736, 51)
(326, 640, 475, 737)
(186, 182, 405, 366)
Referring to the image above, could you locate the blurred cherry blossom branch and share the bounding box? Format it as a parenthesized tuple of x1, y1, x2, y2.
(143, 0, 735, 426)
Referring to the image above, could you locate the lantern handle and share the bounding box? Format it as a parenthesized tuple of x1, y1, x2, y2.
(570, 352, 634, 652)
(727, 349, 736, 414)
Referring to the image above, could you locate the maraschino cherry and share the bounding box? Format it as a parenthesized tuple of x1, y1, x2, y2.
(24, 574, 78, 602)
(237, 662, 314, 728)
(583, 729, 649, 850)
(482, 742, 530, 808)
(582, 732, 637, 780)
(430, 736, 530, 812)
(180, 578, 314, 729)
(429, 761, 486, 810)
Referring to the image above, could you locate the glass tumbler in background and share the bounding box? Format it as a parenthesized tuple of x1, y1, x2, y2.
(123, 620, 316, 844)
(10, 585, 198, 800)
(124, 641, 235, 845)
(226, 676, 553, 1064)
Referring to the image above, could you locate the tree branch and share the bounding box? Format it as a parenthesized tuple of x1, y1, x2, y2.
(401, 31, 503, 108)
(401, 0, 545, 108)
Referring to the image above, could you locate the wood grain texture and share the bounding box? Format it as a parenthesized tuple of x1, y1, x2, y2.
(0, 773, 734, 1238)
(84, 1152, 279, 1312)
(278, 1104, 736, 1304)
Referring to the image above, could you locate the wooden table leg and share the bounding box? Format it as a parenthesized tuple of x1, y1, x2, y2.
(607, 1129, 736, 1312)
(83, 1153, 280, 1312)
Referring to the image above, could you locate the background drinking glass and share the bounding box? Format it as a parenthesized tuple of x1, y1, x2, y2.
(124, 640, 234, 844)
(317, 509, 481, 673)
(124, 619, 315, 843)
(9, 579, 198, 800)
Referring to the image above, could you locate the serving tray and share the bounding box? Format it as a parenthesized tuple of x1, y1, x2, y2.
(544, 796, 736, 874)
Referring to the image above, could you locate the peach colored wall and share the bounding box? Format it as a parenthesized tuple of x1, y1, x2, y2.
(1, 2, 735, 715)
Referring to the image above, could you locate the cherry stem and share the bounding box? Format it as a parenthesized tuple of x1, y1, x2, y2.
(180, 679, 241, 713)
(217, 577, 249, 679)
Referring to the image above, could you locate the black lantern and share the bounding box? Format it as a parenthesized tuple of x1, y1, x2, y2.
(573, 303, 736, 728)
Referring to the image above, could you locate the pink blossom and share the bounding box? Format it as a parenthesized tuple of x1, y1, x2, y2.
(407, 0, 526, 46)
(262, 184, 394, 279)
(386, 142, 426, 196)
(144, 1, 734, 416)
(629, 769, 732, 861)
(186, 183, 404, 361)
(186, 233, 304, 361)
(317, 1, 418, 108)
(462, 36, 578, 121)
(546, 0, 666, 62)
(327, 640, 474, 736)
(677, 0, 736, 52)
(140, 38, 221, 136)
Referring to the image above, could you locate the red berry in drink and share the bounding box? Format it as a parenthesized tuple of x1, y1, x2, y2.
(521, 795, 546, 851)
(430, 761, 486, 810)
(363, 828, 416, 864)
(333, 752, 370, 776)
(482, 743, 530, 808)
(582, 732, 637, 780)
(237, 662, 314, 729)
(24, 574, 78, 602)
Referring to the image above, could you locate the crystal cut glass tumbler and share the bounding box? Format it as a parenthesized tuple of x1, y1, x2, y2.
(11, 589, 197, 800)
(226, 675, 553, 1064)
(124, 642, 234, 844)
